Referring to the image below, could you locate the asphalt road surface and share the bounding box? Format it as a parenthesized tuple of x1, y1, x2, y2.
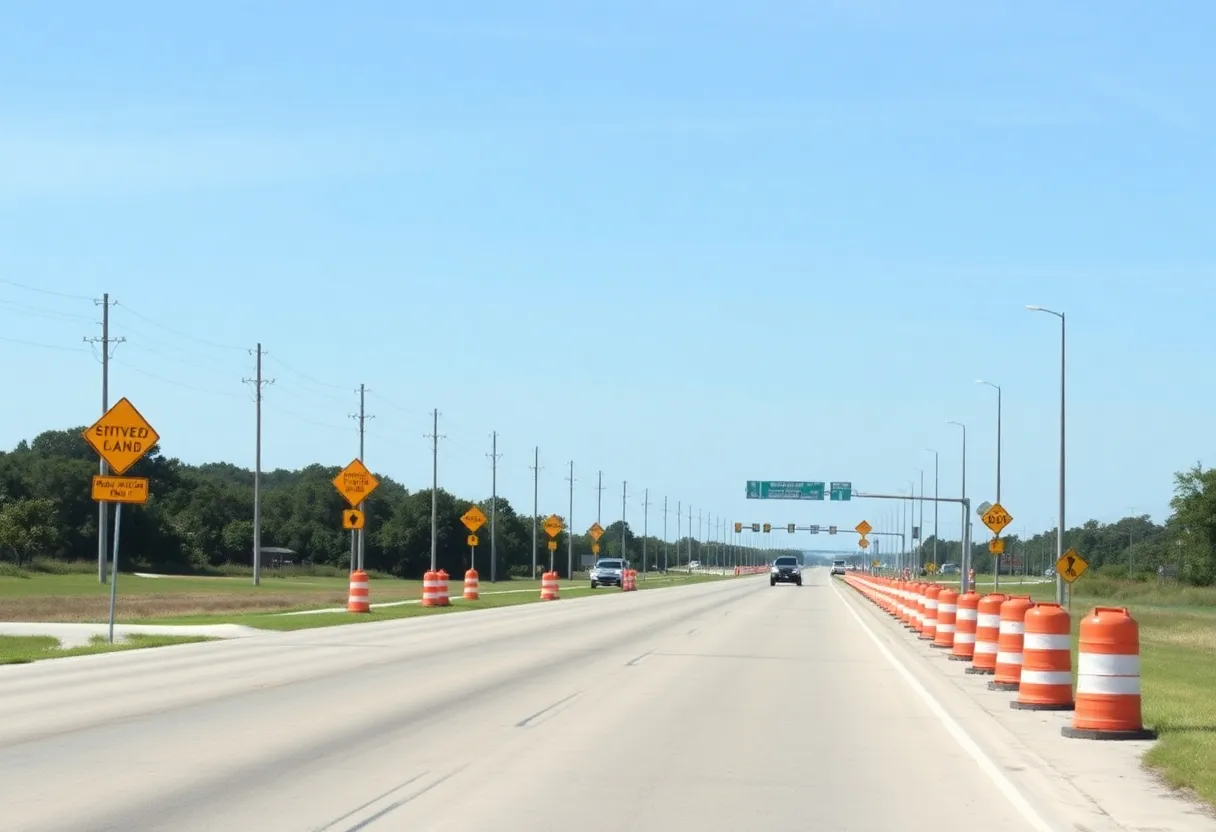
(0, 568, 1187, 831)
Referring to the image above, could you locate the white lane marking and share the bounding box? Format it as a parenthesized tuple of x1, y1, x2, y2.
(830, 578, 1055, 832)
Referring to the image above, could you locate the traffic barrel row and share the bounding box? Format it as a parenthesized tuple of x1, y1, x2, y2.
(840, 573, 1156, 741)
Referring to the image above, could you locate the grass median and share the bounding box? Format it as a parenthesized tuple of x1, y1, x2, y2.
(862, 572, 1216, 810)
(0, 633, 214, 665)
(0, 569, 731, 631)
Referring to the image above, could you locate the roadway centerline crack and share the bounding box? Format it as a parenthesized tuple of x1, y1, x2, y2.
(515, 692, 581, 728)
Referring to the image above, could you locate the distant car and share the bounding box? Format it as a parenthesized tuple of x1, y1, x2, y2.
(688, 560, 702, 569)
(939, 563, 960, 575)
(589, 558, 625, 588)
(771, 556, 802, 586)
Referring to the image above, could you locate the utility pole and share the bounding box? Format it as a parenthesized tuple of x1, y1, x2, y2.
(663, 496, 669, 572)
(688, 505, 694, 572)
(488, 432, 501, 582)
(425, 409, 444, 572)
(677, 501, 682, 568)
(530, 447, 541, 578)
(621, 481, 628, 565)
(642, 489, 651, 575)
(595, 470, 605, 525)
(242, 344, 273, 585)
(349, 384, 374, 572)
(566, 461, 575, 579)
(85, 293, 124, 584)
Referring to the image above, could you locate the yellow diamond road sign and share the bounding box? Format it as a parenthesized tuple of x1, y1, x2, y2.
(82, 397, 159, 476)
(588, 522, 604, 540)
(543, 514, 564, 538)
(981, 502, 1013, 534)
(461, 505, 487, 532)
(855, 520, 873, 535)
(858, 538, 870, 549)
(1057, 548, 1088, 583)
(333, 459, 379, 507)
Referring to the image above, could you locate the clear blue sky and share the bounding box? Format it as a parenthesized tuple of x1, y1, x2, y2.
(1, 1, 1212, 547)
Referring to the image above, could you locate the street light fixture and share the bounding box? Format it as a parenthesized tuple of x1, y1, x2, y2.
(1027, 304, 1066, 604)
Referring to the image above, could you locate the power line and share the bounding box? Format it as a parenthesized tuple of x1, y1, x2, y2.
(112, 300, 244, 352)
(0, 278, 93, 300)
(0, 334, 87, 352)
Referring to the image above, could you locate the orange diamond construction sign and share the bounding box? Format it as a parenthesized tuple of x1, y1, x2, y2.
(82, 397, 159, 476)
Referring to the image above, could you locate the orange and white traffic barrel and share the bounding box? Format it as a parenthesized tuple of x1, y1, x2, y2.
(989, 595, 1035, 692)
(1063, 607, 1157, 740)
(919, 584, 941, 641)
(463, 568, 480, 600)
(950, 590, 981, 661)
(435, 568, 451, 607)
(347, 569, 370, 613)
(932, 587, 958, 649)
(1012, 602, 1074, 711)
(966, 592, 1008, 675)
(422, 570, 439, 607)
(540, 571, 559, 601)
(907, 583, 925, 631)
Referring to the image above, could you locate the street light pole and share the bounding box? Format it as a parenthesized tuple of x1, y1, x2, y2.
(948, 421, 967, 588)
(976, 380, 1002, 503)
(914, 468, 924, 569)
(977, 379, 1003, 588)
(926, 448, 939, 571)
(1028, 305, 1066, 604)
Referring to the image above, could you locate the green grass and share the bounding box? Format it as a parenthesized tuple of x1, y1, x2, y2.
(0, 633, 214, 665)
(0, 569, 729, 627)
(133, 572, 729, 630)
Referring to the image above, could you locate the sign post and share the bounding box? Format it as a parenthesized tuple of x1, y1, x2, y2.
(461, 506, 487, 571)
(333, 459, 380, 571)
(1056, 547, 1087, 610)
(981, 502, 1013, 590)
(81, 397, 159, 644)
(543, 515, 564, 572)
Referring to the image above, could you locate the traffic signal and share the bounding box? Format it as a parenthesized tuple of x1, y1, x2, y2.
(751, 523, 760, 532)
(734, 522, 743, 533)
(829, 525, 837, 535)
(809, 525, 820, 534)
(762, 523, 772, 533)
(787, 523, 795, 533)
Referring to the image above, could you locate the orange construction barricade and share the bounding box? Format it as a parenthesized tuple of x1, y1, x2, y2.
(966, 592, 1008, 675)
(919, 584, 941, 641)
(463, 568, 480, 600)
(422, 570, 439, 607)
(347, 569, 370, 613)
(540, 571, 559, 600)
(1063, 607, 1157, 740)
(989, 595, 1035, 691)
(435, 568, 451, 606)
(950, 590, 981, 661)
(1012, 602, 1074, 711)
(932, 587, 958, 649)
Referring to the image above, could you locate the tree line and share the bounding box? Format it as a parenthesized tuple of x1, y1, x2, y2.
(0, 428, 799, 579)
(850, 463, 1214, 586)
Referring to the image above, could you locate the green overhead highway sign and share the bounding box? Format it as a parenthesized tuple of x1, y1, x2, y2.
(830, 481, 852, 501)
(746, 481, 825, 500)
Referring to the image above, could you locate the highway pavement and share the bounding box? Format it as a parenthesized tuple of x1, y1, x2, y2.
(1, 568, 1210, 831)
